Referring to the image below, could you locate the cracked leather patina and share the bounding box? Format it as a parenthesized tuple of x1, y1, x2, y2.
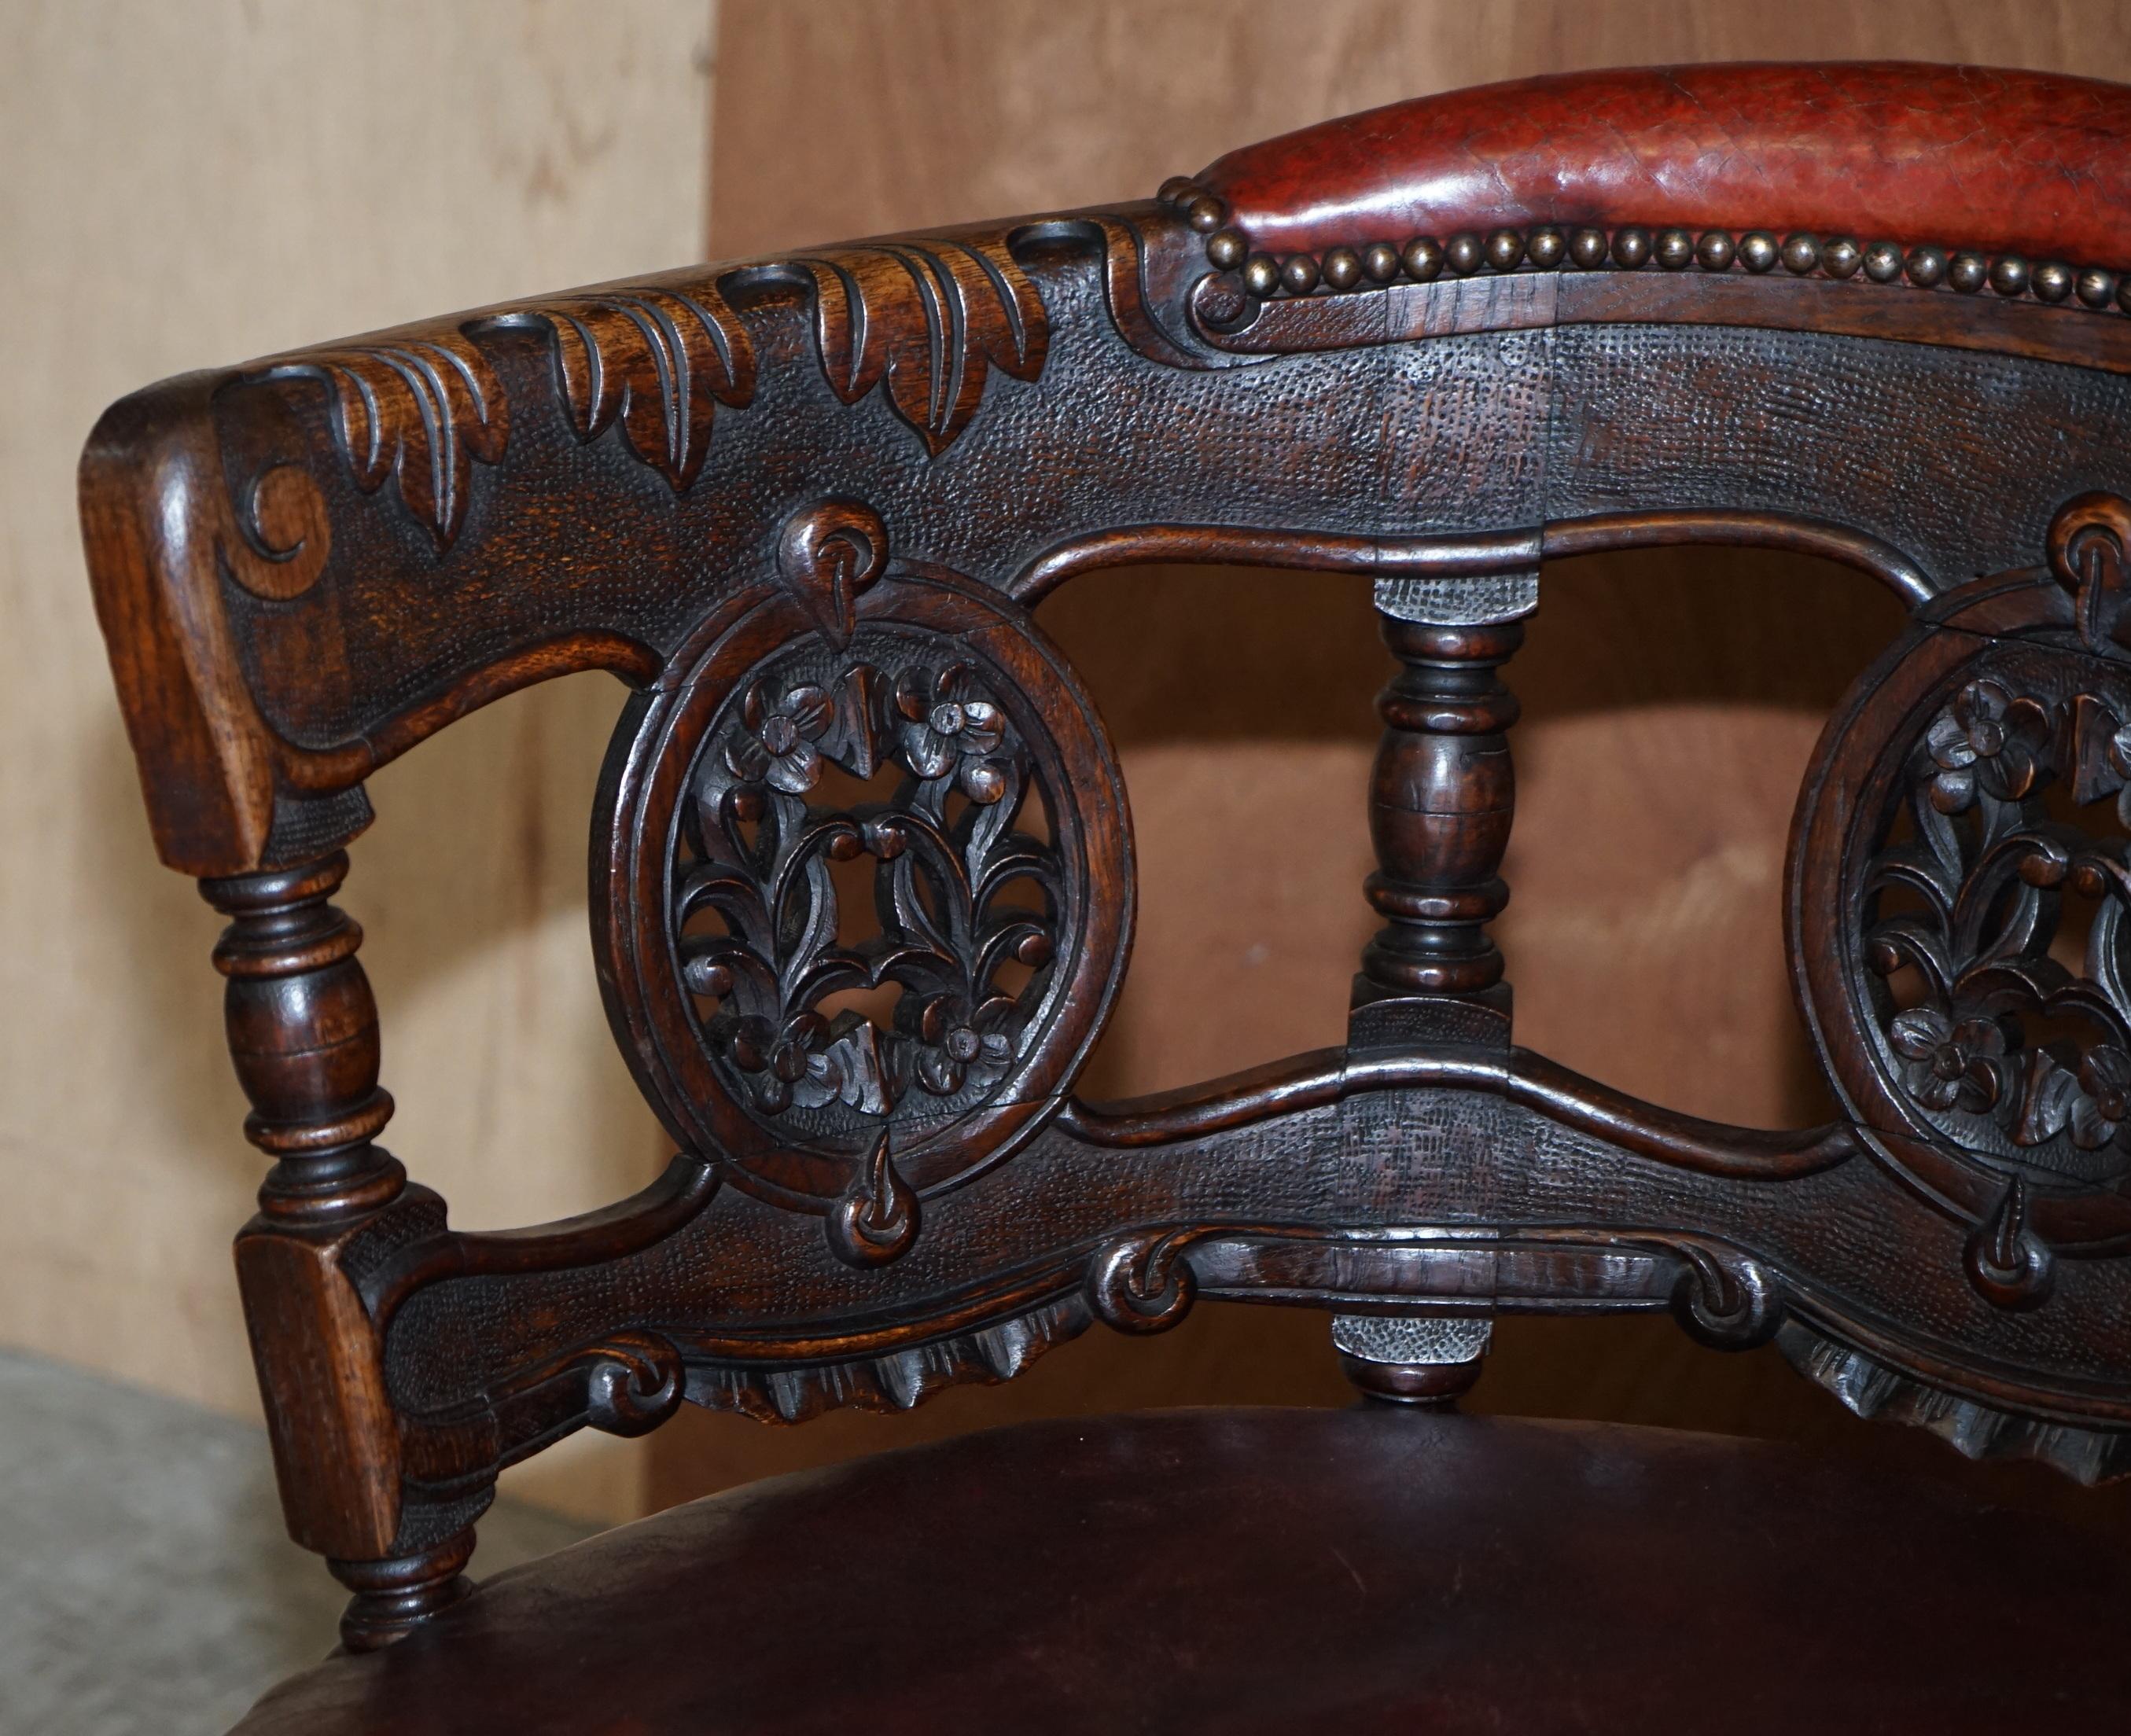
(1197, 62, 2131, 265)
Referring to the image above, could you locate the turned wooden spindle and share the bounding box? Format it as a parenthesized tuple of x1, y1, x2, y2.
(1353, 611, 1526, 1045)
(1341, 579, 1530, 1403)
(201, 848, 401, 1221)
(201, 850, 473, 1650)
(329, 1532, 477, 1653)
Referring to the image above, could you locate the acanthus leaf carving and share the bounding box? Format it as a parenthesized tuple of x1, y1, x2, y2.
(534, 285, 757, 492)
(265, 330, 510, 550)
(797, 237, 1049, 456)
(244, 229, 1048, 554)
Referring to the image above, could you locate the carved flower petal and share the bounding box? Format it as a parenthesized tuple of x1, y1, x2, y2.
(917, 992, 956, 1045)
(2081, 1045, 2131, 1120)
(730, 1017, 773, 1072)
(766, 741, 822, 795)
(1890, 1007, 1954, 1061)
(1928, 766, 1977, 815)
(725, 734, 771, 782)
(1955, 680, 2010, 727)
(959, 701, 1004, 753)
(1956, 1057, 2003, 1114)
(916, 1049, 964, 1096)
(1914, 1072, 1963, 1111)
(1951, 1018, 2007, 1059)
(978, 1031, 1013, 1066)
(1926, 712, 1977, 772)
(785, 685, 834, 738)
(893, 670, 933, 722)
(904, 728, 955, 780)
(1979, 740, 2037, 800)
(2070, 1095, 2118, 1151)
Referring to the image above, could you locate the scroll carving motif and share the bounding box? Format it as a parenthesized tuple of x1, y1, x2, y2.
(774, 497, 888, 649)
(825, 1131, 920, 1269)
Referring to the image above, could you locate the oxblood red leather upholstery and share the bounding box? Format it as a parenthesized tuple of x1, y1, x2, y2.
(1198, 63, 2131, 266)
(227, 1410, 2131, 1734)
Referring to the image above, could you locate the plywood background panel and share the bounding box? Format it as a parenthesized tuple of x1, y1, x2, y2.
(652, 0, 2131, 1512)
(0, 0, 712, 1525)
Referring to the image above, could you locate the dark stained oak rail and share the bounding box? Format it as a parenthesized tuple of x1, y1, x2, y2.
(76, 59, 2131, 1692)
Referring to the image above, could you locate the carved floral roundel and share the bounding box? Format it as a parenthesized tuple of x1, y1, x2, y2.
(594, 503, 1134, 1249)
(1794, 496, 2131, 1304)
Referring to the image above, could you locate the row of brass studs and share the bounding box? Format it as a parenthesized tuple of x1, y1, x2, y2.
(1154, 177, 2131, 315)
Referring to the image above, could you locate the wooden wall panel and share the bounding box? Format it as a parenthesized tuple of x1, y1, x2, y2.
(0, 0, 711, 1525)
(653, 0, 2131, 1511)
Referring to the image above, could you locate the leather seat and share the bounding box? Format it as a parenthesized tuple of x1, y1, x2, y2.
(231, 1406, 2131, 1733)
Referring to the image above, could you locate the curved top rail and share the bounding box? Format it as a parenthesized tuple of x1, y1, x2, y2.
(1196, 63, 2131, 269)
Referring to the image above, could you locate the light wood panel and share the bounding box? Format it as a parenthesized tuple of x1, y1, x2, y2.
(653, 0, 2131, 1511)
(0, 0, 712, 1525)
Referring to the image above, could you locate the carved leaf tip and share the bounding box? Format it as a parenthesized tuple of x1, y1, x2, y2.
(539, 285, 758, 493)
(801, 234, 1049, 457)
(300, 332, 508, 550)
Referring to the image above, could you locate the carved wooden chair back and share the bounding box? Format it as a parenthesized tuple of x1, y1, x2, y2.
(81, 60, 2131, 1650)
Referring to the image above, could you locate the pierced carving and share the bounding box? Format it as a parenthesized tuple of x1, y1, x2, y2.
(1794, 498, 2131, 1301)
(679, 642, 1060, 1127)
(1861, 675, 2131, 1209)
(595, 553, 1132, 1223)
